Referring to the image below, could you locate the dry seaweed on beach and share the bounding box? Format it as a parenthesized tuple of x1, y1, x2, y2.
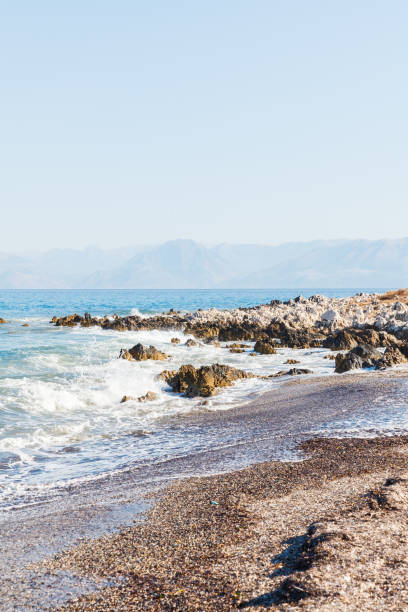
(45, 435, 408, 611)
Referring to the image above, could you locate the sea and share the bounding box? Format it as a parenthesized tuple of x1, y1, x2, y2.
(1, 288, 408, 513)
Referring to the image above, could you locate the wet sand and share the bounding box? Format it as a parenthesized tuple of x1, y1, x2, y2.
(1, 371, 408, 610)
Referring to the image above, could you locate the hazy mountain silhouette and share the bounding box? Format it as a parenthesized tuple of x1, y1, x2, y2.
(0, 238, 406, 288)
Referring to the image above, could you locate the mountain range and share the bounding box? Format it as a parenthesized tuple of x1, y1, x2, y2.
(0, 238, 407, 289)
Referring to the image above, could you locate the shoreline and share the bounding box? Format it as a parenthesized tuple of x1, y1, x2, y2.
(2, 371, 408, 610)
(48, 434, 408, 611)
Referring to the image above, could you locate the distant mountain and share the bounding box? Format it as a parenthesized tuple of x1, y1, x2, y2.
(81, 240, 230, 288)
(227, 239, 408, 288)
(0, 238, 407, 288)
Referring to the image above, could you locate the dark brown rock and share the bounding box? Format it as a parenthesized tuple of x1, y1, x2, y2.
(270, 368, 313, 378)
(161, 364, 254, 397)
(335, 344, 382, 373)
(119, 344, 168, 361)
(375, 347, 408, 370)
(324, 330, 359, 351)
(254, 340, 277, 355)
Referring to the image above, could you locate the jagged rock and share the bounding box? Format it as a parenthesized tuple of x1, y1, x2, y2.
(0, 318, 7, 324)
(270, 368, 313, 377)
(80, 312, 96, 327)
(171, 338, 180, 344)
(118, 349, 134, 361)
(161, 363, 254, 397)
(121, 395, 134, 402)
(138, 391, 158, 402)
(254, 340, 277, 354)
(324, 330, 359, 351)
(285, 359, 300, 364)
(185, 339, 197, 347)
(335, 344, 382, 373)
(375, 346, 408, 370)
(54, 313, 83, 327)
(325, 327, 400, 351)
(184, 322, 219, 340)
(279, 327, 324, 349)
(119, 344, 168, 361)
(335, 352, 363, 373)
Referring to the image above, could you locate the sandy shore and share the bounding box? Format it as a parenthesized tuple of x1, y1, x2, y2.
(2, 372, 408, 610)
(48, 434, 408, 611)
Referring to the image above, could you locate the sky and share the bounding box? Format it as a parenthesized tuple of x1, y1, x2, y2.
(1, 0, 407, 251)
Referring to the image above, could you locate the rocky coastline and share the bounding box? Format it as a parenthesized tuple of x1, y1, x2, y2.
(51, 290, 408, 377)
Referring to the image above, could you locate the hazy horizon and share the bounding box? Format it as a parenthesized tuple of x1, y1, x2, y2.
(0, 237, 407, 289)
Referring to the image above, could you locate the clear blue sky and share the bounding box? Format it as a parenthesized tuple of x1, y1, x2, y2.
(1, 1, 407, 251)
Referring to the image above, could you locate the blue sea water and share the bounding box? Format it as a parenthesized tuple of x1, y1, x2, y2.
(0, 288, 387, 319)
(1, 287, 406, 512)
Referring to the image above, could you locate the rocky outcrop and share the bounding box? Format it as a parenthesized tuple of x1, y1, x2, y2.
(0, 318, 6, 324)
(323, 330, 359, 351)
(254, 340, 277, 355)
(160, 364, 254, 397)
(50, 290, 408, 347)
(375, 347, 408, 370)
(119, 344, 168, 361)
(324, 328, 401, 351)
(53, 313, 83, 327)
(335, 345, 382, 373)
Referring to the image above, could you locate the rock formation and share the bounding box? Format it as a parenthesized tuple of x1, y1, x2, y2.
(119, 344, 168, 361)
(160, 364, 254, 397)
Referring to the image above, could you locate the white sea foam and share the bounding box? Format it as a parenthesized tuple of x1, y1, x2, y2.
(2, 315, 408, 511)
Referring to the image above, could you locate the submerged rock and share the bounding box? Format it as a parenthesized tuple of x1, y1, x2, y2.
(229, 347, 244, 353)
(171, 337, 181, 344)
(285, 359, 300, 364)
(270, 368, 313, 378)
(160, 363, 254, 397)
(185, 339, 197, 347)
(121, 395, 135, 403)
(138, 391, 158, 402)
(119, 343, 168, 361)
